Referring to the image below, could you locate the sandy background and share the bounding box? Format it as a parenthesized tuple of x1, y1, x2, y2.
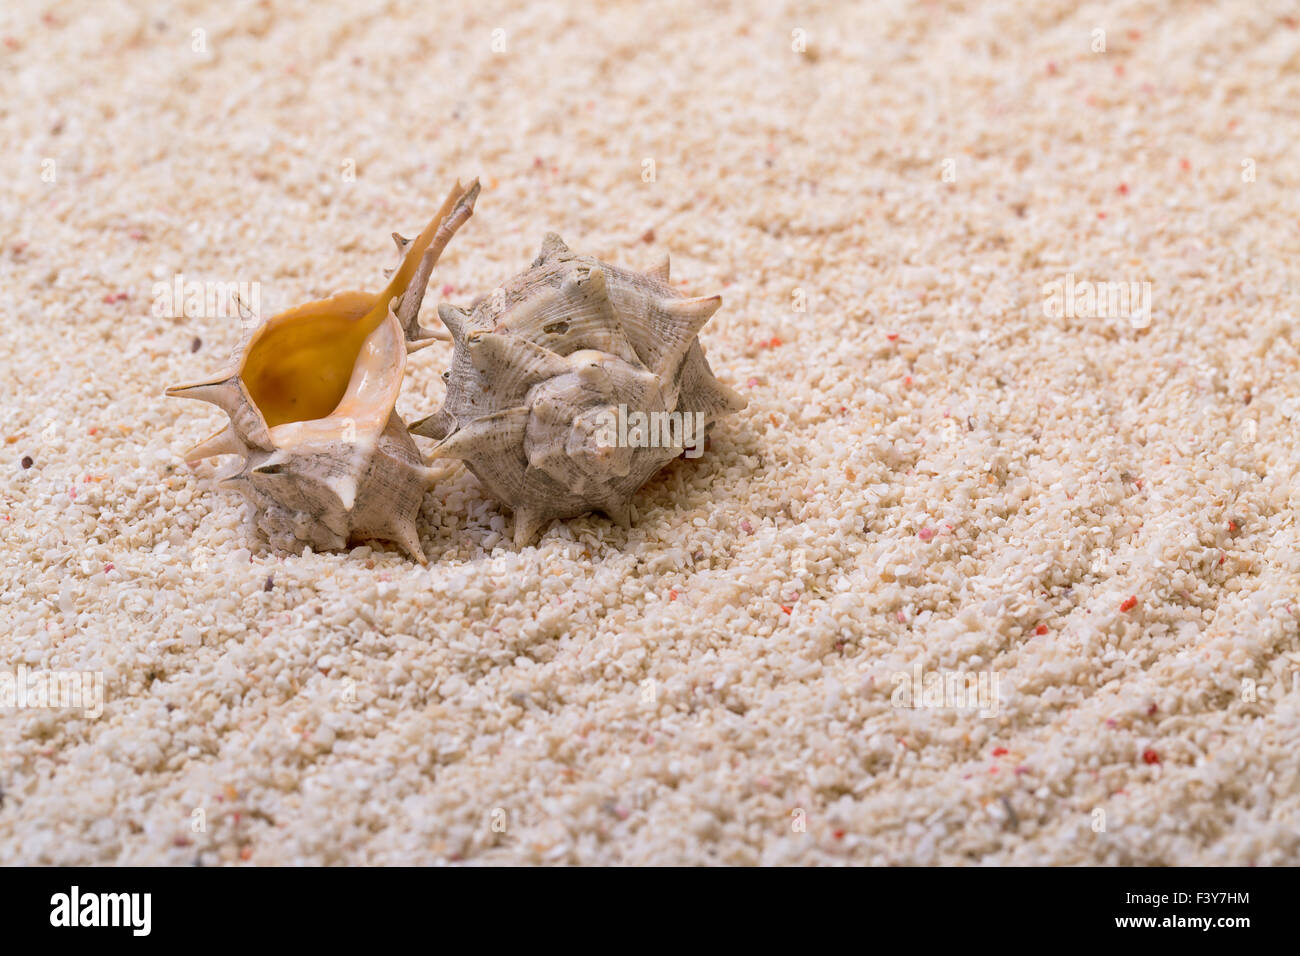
(2, 0, 1300, 864)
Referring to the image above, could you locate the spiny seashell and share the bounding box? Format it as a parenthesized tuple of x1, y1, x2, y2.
(165, 180, 480, 562)
(410, 234, 746, 546)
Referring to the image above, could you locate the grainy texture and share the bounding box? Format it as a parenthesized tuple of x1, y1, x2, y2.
(2, 0, 1299, 865)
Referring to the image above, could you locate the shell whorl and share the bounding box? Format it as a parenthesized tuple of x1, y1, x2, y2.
(411, 234, 745, 546)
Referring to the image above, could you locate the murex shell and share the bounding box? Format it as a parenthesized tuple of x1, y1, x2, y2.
(166, 181, 481, 563)
(411, 233, 747, 546)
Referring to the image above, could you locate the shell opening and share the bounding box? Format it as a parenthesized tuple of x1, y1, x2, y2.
(240, 309, 384, 428)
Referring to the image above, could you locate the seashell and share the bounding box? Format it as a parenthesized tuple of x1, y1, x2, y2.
(165, 180, 480, 562)
(410, 233, 746, 546)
